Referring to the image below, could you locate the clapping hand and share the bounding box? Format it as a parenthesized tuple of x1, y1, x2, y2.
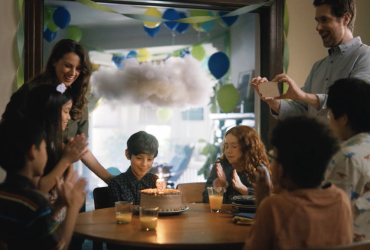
(232, 170, 249, 195)
(62, 134, 89, 164)
(216, 163, 227, 187)
(252, 166, 271, 207)
(55, 167, 88, 212)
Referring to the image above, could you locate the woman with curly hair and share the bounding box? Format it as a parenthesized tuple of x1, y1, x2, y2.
(202, 126, 271, 204)
(2, 39, 112, 185)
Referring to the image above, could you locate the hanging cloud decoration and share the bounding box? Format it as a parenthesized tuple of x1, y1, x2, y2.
(90, 55, 216, 109)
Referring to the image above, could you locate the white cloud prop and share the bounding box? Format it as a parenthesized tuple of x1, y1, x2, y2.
(90, 56, 216, 109)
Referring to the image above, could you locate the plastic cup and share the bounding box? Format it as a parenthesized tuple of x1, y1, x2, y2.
(207, 187, 224, 213)
(115, 201, 133, 224)
(139, 206, 158, 231)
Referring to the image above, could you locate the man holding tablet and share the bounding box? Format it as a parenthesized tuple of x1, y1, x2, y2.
(251, 0, 370, 120)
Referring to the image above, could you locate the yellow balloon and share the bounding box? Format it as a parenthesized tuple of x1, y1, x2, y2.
(137, 48, 151, 63)
(143, 7, 162, 28)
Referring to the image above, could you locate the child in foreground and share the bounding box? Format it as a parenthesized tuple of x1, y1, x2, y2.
(109, 131, 159, 206)
(323, 78, 370, 241)
(244, 116, 353, 250)
(0, 118, 87, 250)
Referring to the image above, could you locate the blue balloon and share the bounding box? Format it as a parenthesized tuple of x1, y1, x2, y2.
(112, 55, 125, 68)
(53, 7, 71, 29)
(43, 28, 57, 42)
(219, 11, 238, 27)
(175, 12, 189, 34)
(208, 52, 230, 79)
(127, 51, 137, 59)
(143, 25, 160, 38)
(163, 9, 180, 31)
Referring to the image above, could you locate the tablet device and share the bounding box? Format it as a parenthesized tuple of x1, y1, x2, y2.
(259, 81, 281, 98)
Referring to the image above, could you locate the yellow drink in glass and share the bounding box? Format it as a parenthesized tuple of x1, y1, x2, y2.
(209, 195, 223, 211)
(116, 213, 132, 223)
(140, 217, 158, 231)
(207, 187, 224, 212)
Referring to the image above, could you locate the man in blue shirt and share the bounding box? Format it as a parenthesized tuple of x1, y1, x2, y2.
(251, 0, 370, 119)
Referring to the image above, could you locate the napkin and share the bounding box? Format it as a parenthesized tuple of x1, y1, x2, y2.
(232, 212, 255, 225)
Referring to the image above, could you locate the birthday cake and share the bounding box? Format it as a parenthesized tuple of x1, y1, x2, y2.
(140, 188, 184, 212)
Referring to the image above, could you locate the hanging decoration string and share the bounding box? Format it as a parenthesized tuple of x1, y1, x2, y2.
(75, 0, 270, 24)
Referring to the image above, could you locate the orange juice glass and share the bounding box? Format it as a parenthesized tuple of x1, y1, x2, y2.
(207, 187, 224, 213)
(115, 201, 133, 224)
(139, 206, 159, 231)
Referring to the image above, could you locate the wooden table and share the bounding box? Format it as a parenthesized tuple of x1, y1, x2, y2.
(74, 203, 251, 249)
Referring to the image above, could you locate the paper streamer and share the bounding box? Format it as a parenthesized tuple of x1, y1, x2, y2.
(16, 0, 25, 89)
(76, 0, 270, 24)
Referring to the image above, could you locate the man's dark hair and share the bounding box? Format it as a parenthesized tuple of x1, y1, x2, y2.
(327, 78, 370, 133)
(270, 116, 339, 189)
(0, 118, 46, 172)
(313, 0, 356, 32)
(127, 131, 159, 158)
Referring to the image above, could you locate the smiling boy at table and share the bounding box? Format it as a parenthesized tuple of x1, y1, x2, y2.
(244, 116, 353, 250)
(109, 131, 159, 206)
(0, 118, 87, 250)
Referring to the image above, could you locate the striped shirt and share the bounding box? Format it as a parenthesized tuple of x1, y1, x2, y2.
(109, 166, 158, 206)
(0, 174, 64, 249)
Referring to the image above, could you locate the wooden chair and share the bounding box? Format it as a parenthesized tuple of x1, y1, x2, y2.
(305, 240, 370, 250)
(93, 186, 110, 210)
(92, 187, 110, 250)
(176, 182, 206, 203)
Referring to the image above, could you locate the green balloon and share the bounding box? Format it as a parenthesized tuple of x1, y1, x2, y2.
(191, 45, 206, 61)
(156, 108, 173, 122)
(217, 84, 239, 113)
(44, 8, 50, 27)
(67, 26, 82, 42)
(47, 10, 59, 32)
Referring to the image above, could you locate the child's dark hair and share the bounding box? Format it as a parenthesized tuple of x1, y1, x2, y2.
(26, 84, 72, 176)
(327, 78, 370, 133)
(270, 116, 339, 189)
(127, 131, 158, 157)
(0, 118, 46, 172)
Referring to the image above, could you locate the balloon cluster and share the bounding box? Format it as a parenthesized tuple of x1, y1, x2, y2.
(43, 6, 82, 42)
(142, 8, 239, 38)
(143, 8, 190, 38)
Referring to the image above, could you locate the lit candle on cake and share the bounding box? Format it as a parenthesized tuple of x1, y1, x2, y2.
(156, 173, 166, 193)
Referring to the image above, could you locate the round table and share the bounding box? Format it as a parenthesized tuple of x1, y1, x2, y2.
(74, 203, 251, 249)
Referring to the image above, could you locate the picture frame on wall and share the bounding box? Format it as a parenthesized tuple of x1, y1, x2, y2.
(237, 70, 254, 113)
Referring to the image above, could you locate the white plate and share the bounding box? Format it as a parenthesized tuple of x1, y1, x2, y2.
(135, 206, 189, 215)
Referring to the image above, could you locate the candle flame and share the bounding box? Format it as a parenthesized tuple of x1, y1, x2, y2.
(159, 173, 162, 179)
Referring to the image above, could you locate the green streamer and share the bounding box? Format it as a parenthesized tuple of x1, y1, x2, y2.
(16, 0, 24, 89)
(283, 0, 289, 95)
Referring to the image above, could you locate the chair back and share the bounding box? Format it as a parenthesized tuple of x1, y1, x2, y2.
(93, 187, 110, 210)
(305, 240, 370, 250)
(176, 182, 205, 203)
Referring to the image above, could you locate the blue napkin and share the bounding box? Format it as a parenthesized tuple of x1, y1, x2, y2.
(234, 212, 255, 219)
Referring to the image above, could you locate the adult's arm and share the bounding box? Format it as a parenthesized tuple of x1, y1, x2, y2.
(81, 150, 113, 184)
(1, 83, 34, 120)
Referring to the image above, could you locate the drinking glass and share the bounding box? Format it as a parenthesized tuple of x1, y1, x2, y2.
(115, 201, 133, 224)
(207, 187, 224, 213)
(139, 206, 159, 231)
